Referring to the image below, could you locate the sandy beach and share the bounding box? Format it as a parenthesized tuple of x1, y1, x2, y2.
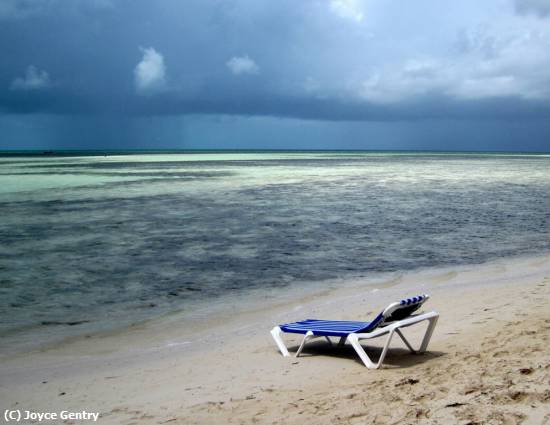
(1, 254, 549, 425)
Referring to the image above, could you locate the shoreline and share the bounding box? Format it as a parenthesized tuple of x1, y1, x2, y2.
(1, 253, 549, 423)
(3, 251, 550, 360)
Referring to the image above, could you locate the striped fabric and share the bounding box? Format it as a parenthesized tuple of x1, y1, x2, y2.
(401, 295, 424, 305)
(385, 295, 428, 322)
(279, 294, 427, 337)
(280, 317, 383, 336)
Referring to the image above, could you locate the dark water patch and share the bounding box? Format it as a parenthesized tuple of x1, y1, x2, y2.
(41, 320, 90, 327)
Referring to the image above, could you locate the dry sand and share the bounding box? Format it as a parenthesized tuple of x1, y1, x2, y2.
(1, 255, 550, 424)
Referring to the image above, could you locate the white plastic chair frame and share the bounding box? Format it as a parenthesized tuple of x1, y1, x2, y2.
(271, 311, 439, 369)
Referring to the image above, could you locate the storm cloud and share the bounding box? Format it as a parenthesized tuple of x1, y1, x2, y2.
(1, 0, 549, 149)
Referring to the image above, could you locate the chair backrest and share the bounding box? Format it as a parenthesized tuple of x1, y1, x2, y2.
(356, 294, 429, 333)
(381, 294, 429, 324)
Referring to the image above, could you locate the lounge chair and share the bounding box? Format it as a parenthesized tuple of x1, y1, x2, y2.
(271, 294, 438, 369)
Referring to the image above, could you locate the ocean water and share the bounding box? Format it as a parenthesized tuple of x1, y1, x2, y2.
(1, 152, 550, 353)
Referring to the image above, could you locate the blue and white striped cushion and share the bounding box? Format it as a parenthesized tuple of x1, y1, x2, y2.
(278, 294, 428, 336)
(280, 314, 384, 337)
(401, 295, 425, 305)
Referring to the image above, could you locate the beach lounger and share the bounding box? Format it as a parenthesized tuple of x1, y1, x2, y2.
(271, 294, 438, 369)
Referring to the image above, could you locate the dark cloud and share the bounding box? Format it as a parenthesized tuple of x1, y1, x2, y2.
(515, 0, 550, 16)
(1, 0, 550, 149)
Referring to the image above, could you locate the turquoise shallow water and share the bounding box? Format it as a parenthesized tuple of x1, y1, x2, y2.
(1, 152, 550, 351)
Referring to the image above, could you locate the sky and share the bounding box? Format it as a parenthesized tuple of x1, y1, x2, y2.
(1, 0, 550, 151)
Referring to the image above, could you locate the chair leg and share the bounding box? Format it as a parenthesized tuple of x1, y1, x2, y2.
(338, 336, 346, 347)
(376, 330, 395, 368)
(325, 336, 333, 346)
(395, 329, 416, 353)
(271, 326, 290, 357)
(296, 331, 314, 357)
(395, 315, 439, 354)
(347, 330, 395, 369)
(419, 315, 438, 353)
